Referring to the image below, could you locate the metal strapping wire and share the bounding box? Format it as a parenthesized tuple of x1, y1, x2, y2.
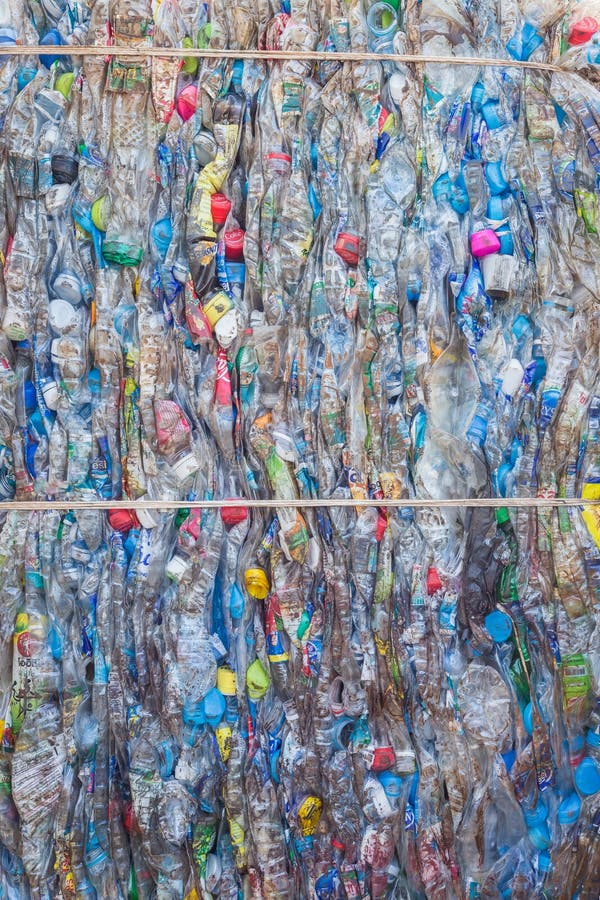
(0, 498, 597, 510)
(0, 43, 568, 71)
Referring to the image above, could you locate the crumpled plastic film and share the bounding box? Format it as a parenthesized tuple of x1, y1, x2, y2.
(0, 0, 599, 897)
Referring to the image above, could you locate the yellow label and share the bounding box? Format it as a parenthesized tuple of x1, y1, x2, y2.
(582, 482, 600, 549)
(228, 817, 245, 850)
(379, 472, 402, 499)
(184, 890, 198, 900)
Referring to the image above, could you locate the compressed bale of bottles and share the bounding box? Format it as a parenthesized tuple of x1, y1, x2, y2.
(0, 0, 600, 896)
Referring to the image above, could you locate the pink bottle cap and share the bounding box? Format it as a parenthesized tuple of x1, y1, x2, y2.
(470, 228, 501, 258)
(176, 84, 197, 122)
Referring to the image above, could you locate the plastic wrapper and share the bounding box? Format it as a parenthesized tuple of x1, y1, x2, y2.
(0, 0, 599, 897)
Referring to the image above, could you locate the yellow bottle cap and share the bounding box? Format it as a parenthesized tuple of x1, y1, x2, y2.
(55, 72, 75, 100)
(217, 666, 236, 696)
(215, 725, 232, 761)
(246, 658, 270, 700)
(91, 196, 111, 232)
(244, 567, 269, 600)
(203, 290, 233, 327)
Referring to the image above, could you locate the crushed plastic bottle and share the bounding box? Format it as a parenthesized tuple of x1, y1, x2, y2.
(0, 0, 598, 896)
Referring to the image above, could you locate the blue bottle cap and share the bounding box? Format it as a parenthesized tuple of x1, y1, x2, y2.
(39, 29, 66, 68)
(528, 822, 551, 850)
(523, 701, 533, 735)
(482, 99, 503, 130)
(485, 160, 509, 196)
(558, 791, 581, 825)
(203, 687, 226, 727)
(523, 797, 547, 827)
(538, 851, 552, 874)
(484, 609, 513, 643)
(586, 728, 600, 748)
(378, 770, 403, 799)
(575, 756, 600, 796)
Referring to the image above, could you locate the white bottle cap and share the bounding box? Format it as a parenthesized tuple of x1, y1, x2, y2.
(48, 298, 81, 333)
(136, 498, 160, 529)
(41, 379, 59, 410)
(214, 309, 239, 349)
(171, 451, 199, 483)
(501, 358, 524, 397)
(53, 271, 83, 305)
(166, 552, 190, 582)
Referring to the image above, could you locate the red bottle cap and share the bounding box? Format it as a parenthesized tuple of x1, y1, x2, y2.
(335, 231, 360, 267)
(369, 746, 396, 771)
(221, 501, 248, 528)
(375, 511, 387, 542)
(224, 228, 245, 260)
(108, 508, 139, 533)
(211, 192, 231, 226)
(426, 566, 443, 595)
(568, 16, 598, 45)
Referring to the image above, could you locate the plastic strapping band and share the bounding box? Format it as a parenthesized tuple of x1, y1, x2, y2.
(0, 44, 570, 71)
(0, 498, 598, 510)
